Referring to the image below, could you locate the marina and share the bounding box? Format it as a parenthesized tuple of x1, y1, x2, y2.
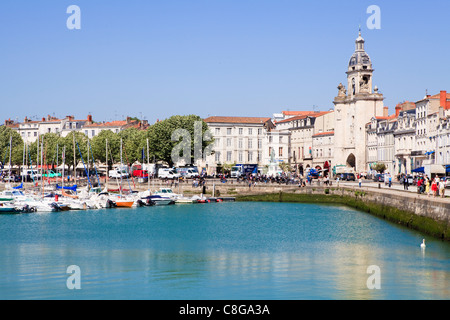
(0, 201, 449, 300)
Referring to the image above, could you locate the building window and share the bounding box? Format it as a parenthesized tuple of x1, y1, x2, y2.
(248, 152, 253, 162)
(215, 152, 221, 163)
(279, 147, 283, 157)
(227, 138, 232, 147)
(248, 139, 253, 149)
(239, 128, 243, 135)
(238, 152, 243, 162)
(227, 128, 232, 135)
(258, 128, 262, 135)
(238, 139, 243, 149)
(215, 128, 221, 135)
(226, 151, 232, 162)
(248, 128, 252, 135)
(258, 139, 262, 149)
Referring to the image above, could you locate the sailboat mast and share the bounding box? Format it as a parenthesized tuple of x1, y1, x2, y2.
(22, 140, 25, 184)
(147, 138, 150, 191)
(8, 135, 12, 181)
(41, 137, 44, 195)
(73, 134, 76, 186)
(37, 135, 39, 185)
(62, 146, 65, 190)
(105, 138, 108, 184)
(87, 138, 90, 179)
(120, 138, 123, 197)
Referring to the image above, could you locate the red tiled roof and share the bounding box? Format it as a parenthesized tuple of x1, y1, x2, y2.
(84, 121, 128, 128)
(428, 93, 450, 100)
(375, 114, 397, 120)
(312, 131, 334, 137)
(282, 111, 315, 116)
(204, 116, 271, 124)
(276, 111, 332, 124)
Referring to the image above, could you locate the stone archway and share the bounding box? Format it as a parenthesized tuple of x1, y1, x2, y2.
(346, 153, 356, 169)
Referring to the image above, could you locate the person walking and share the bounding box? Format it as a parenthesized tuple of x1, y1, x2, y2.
(425, 178, 431, 197)
(388, 175, 392, 188)
(403, 176, 408, 191)
(358, 177, 362, 188)
(439, 178, 445, 198)
(431, 178, 438, 197)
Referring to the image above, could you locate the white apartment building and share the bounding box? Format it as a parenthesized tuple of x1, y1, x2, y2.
(394, 108, 416, 175)
(82, 117, 148, 139)
(413, 92, 449, 168)
(203, 116, 275, 173)
(15, 115, 93, 144)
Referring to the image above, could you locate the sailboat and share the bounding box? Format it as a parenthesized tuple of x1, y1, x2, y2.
(109, 139, 135, 208)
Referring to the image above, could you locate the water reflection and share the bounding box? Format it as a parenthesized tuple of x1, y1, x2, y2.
(0, 203, 449, 300)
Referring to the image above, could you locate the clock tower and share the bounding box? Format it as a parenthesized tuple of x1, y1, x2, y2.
(333, 30, 385, 173)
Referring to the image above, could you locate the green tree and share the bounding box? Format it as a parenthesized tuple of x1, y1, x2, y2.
(373, 163, 387, 173)
(58, 131, 89, 174)
(279, 162, 292, 173)
(118, 127, 147, 165)
(91, 130, 121, 164)
(0, 126, 24, 168)
(147, 115, 213, 166)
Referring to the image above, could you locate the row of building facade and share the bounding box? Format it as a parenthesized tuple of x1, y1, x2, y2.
(202, 32, 450, 177)
(4, 115, 149, 144)
(3, 32, 450, 177)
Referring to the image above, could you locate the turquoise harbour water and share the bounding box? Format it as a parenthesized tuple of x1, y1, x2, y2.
(0, 202, 449, 300)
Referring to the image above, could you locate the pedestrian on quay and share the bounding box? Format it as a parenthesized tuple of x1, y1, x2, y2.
(425, 178, 431, 197)
(431, 178, 438, 197)
(358, 177, 362, 188)
(403, 176, 409, 191)
(439, 178, 445, 198)
(388, 175, 392, 188)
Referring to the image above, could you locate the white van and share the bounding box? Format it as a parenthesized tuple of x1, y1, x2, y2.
(109, 166, 130, 179)
(158, 168, 181, 179)
(20, 169, 41, 179)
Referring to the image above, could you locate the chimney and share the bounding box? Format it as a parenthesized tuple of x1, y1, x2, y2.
(440, 90, 447, 109)
(383, 106, 389, 117)
(395, 104, 401, 117)
(87, 114, 93, 123)
(42, 117, 46, 122)
(126, 116, 131, 124)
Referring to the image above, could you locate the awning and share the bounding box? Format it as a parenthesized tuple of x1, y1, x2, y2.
(412, 167, 425, 173)
(446, 165, 450, 174)
(425, 151, 435, 155)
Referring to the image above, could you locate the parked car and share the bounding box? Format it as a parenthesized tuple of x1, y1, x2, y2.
(342, 173, 356, 181)
(43, 170, 62, 178)
(109, 167, 130, 179)
(2, 175, 21, 182)
(158, 168, 181, 179)
(373, 174, 384, 182)
(132, 170, 149, 178)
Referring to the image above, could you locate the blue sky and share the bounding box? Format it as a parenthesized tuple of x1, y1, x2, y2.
(0, 0, 449, 124)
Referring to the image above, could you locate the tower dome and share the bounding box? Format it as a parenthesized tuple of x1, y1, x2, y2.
(348, 30, 372, 68)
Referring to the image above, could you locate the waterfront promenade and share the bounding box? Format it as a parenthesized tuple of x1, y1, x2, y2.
(1, 177, 449, 240)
